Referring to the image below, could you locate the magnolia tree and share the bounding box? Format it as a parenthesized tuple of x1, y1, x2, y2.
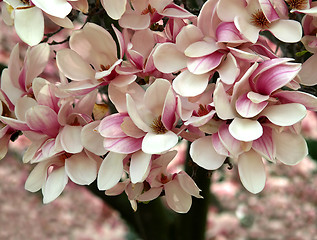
(1, 0, 317, 239)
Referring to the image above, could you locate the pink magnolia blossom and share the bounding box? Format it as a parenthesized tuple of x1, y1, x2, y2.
(217, 0, 302, 43)
(2, 0, 75, 45)
(56, 23, 136, 94)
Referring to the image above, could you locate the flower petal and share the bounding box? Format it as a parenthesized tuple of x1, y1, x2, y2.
(274, 131, 308, 165)
(60, 125, 83, 154)
(261, 103, 306, 126)
(238, 150, 266, 194)
(130, 151, 152, 184)
(142, 131, 178, 154)
(97, 152, 125, 190)
(190, 136, 226, 170)
(229, 117, 263, 141)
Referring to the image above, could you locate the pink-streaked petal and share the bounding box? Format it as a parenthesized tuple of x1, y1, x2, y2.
(184, 39, 219, 58)
(254, 63, 301, 95)
(238, 150, 266, 194)
(187, 51, 224, 75)
(65, 152, 97, 185)
(56, 49, 95, 81)
(212, 132, 230, 156)
(176, 171, 202, 199)
(269, 20, 302, 43)
(252, 126, 275, 162)
(218, 123, 244, 157)
(172, 70, 210, 97)
(25, 105, 60, 136)
(190, 136, 226, 170)
(236, 93, 268, 118)
(81, 121, 108, 156)
(164, 179, 192, 213)
(104, 137, 142, 154)
(162, 88, 177, 130)
(101, 0, 126, 20)
(60, 125, 83, 154)
(130, 151, 152, 184)
(97, 152, 125, 190)
(32, 0, 72, 18)
(298, 53, 317, 86)
(217, 53, 239, 85)
(261, 103, 307, 126)
(229, 117, 263, 142)
(273, 90, 317, 111)
(153, 43, 187, 73)
(14, 7, 44, 46)
(260, 0, 280, 22)
(213, 81, 235, 120)
(98, 113, 128, 138)
(274, 131, 308, 165)
(0, 116, 29, 131)
(216, 22, 246, 43)
(142, 131, 178, 154)
(42, 166, 68, 204)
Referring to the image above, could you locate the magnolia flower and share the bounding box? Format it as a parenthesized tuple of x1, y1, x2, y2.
(2, 0, 74, 45)
(126, 78, 179, 154)
(217, 0, 302, 43)
(25, 150, 100, 203)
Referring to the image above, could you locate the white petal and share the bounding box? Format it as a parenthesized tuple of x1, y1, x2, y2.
(153, 43, 187, 73)
(65, 152, 97, 185)
(43, 167, 68, 203)
(25, 160, 50, 192)
(164, 179, 192, 213)
(176, 171, 202, 198)
(97, 152, 125, 190)
(130, 151, 152, 184)
(238, 150, 266, 194)
(229, 118, 263, 141)
(172, 70, 209, 97)
(101, 0, 126, 20)
(142, 131, 178, 154)
(269, 20, 302, 43)
(32, 0, 72, 18)
(274, 131, 308, 165)
(213, 81, 235, 120)
(14, 7, 44, 46)
(190, 136, 226, 170)
(81, 121, 108, 156)
(60, 125, 83, 154)
(261, 103, 306, 126)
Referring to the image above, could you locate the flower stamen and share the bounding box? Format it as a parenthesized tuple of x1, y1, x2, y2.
(286, 0, 308, 10)
(250, 10, 270, 29)
(150, 115, 168, 134)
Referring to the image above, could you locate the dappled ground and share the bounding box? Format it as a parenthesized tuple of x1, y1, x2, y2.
(1, 137, 317, 240)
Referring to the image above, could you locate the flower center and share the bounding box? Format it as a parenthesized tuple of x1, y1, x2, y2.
(250, 10, 270, 29)
(197, 104, 209, 117)
(21, 0, 30, 4)
(286, 0, 308, 10)
(141, 4, 156, 15)
(150, 115, 168, 134)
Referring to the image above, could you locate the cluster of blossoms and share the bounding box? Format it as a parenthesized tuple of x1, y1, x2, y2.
(0, 0, 317, 213)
